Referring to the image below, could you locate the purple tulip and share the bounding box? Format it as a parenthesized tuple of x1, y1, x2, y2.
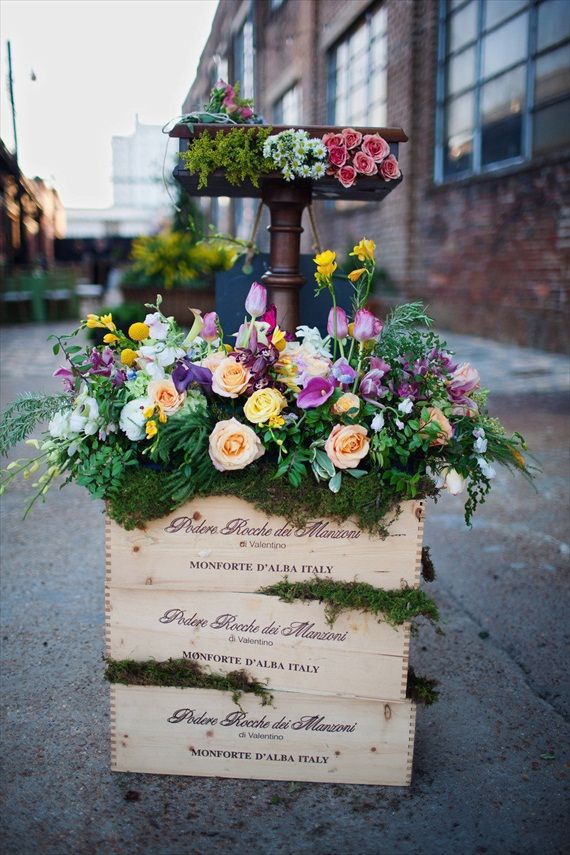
(359, 369, 388, 401)
(297, 377, 335, 409)
(327, 307, 348, 340)
(369, 357, 390, 376)
(245, 282, 267, 319)
(201, 312, 219, 342)
(331, 358, 357, 385)
(171, 358, 212, 392)
(352, 308, 383, 342)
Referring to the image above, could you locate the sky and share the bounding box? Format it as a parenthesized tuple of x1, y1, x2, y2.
(0, 0, 218, 208)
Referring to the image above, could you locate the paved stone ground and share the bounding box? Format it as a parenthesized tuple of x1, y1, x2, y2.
(1, 323, 569, 855)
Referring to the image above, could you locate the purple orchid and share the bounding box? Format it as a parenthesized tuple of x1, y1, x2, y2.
(88, 347, 114, 377)
(53, 366, 75, 392)
(171, 358, 213, 392)
(397, 381, 420, 400)
(331, 358, 357, 386)
(297, 377, 336, 409)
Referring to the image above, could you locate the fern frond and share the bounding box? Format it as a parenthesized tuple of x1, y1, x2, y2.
(0, 393, 70, 457)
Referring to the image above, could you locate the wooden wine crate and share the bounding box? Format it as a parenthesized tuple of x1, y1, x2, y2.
(106, 588, 410, 701)
(111, 684, 416, 786)
(107, 497, 425, 593)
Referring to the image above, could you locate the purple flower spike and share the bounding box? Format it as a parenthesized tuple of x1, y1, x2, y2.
(352, 308, 383, 342)
(331, 358, 357, 385)
(245, 282, 267, 319)
(297, 377, 336, 409)
(172, 358, 212, 392)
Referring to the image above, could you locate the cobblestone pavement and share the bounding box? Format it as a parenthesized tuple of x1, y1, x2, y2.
(1, 322, 569, 855)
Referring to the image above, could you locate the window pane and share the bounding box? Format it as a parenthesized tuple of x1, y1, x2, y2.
(535, 44, 570, 105)
(370, 71, 387, 105)
(485, 0, 527, 30)
(444, 131, 473, 174)
(371, 35, 387, 70)
(447, 46, 476, 94)
(483, 13, 528, 78)
(371, 6, 387, 38)
(537, 0, 570, 52)
(481, 67, 525, 164)
(447, 90, 475, 136)
(369, 100, 387, 126)
(448, 2, 478, 53)
(533, 98, 570, 152)
(448, 0, 467, 11)
(444, 90, 475, 175)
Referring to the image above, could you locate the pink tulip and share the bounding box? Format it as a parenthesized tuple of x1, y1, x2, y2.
(352, 308, 383, 342)
(245, 282, 267, 319)
(327, 307, 348, 340)
(201, 312, 219, 342)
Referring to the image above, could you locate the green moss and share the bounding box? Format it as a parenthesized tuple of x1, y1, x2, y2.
(421, 546, 436, 582)
(180, 127, 275, 189)
(259, 578, 440, 627)
(407, 667, 439, 705)
(106, 463, 437, 536)
(105, 658, 273, 706)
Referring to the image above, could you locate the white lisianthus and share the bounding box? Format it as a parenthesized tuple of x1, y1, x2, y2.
(474, 436, 488, 453)
(477, 456, 496, 479)
(49, 411, 72, 439)
(398, 398, 414, 414)
(119, 397, 152, 441)
(139, 343, 185, 371)
(371, 412, 385, 432)
(144, 312, 169, 341)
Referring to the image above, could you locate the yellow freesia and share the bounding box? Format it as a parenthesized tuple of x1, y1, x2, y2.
(317, 262, 337, 277)
(271, 326, 287, 352)
(268, 415, 285, 429)
(100, 314, 116, 331)
(142, 405, 155, 419)
(350, 238, 376, 262)
(103, 333, 119, 344)
(313, 250, 336, 267)
(145, 420, 158, 439)
(348, 268, 366, 282)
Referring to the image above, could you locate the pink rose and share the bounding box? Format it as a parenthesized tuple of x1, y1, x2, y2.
(322, 132, 344, 149)
(336, 165, 357, 188)
(361, 134, 390, 162)
(328, 145, 348, 168)
(342, 128, 363, 150)
(239, 106, 253, 120)
(353, 151, 378, 176)
(380, 154, 401, 181)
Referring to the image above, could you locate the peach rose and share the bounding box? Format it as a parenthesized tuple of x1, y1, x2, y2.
(147, 378, 185, 415)
(353, 151, 378, 176)
(208, 418, 265, 471)
(380, 154, 401, 181)
(420, 407, 453, 446)
(331, 393, 361, 416)
(325, 424, 369, 469)
(361, 133, 390, 162)
(211, 357, 251, 398)
(201, 351, 226, 373)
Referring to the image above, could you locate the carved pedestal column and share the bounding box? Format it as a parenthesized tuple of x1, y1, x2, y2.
(260, 179, 312, 331)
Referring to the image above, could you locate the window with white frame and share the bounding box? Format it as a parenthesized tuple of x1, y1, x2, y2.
(436, 0, 570, 180)
(233, 17, 255, 99)
(326, 5, 388, 126)
(273, 84, 303, 124)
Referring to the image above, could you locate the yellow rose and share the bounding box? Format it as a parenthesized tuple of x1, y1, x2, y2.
(348, 268, 366, 282)
(331, 393, 361, 416)
(147, 378, 185, 416)
(313, 250, 336, 267)
(350, 238, 376, 262)
(420, 406, 453, 447)
(324, 424, 369, 470)
(128, 322, 150, 342)
(208, 418, 265, 471)
(211, 357, 251, 398)
(243, 388, 287, 425)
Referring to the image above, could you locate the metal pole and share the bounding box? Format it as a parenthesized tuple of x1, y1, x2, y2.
(7, 40, 19, 163)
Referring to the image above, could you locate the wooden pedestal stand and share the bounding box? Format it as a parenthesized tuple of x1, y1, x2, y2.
(170, 123, 407, 330)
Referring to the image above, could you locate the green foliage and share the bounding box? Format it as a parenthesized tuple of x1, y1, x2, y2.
(180, 127, 275, 188)
(259, 578, 440, 627)
(74, 440, 137, 500)
(0, 394, 71, 457)
(105, 657, 273, 706)
(407, 667, 439, 705)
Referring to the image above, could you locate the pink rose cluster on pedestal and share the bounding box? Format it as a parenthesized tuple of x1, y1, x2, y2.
(322, 128, 401, 189)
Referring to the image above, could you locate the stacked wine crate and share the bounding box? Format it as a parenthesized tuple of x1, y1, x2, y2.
(106, 496, 425, 786)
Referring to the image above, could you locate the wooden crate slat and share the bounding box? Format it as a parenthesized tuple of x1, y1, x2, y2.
(111, 685, 416, 786)
(107, 497, 425, 593)
(107, 588, 410, 701)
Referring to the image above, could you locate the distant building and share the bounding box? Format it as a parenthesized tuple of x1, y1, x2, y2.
(182, 0, 570, 352)
(65, 116, 175, 240)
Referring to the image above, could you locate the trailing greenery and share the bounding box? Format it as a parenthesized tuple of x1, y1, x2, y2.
(106, 462, 437, 533)
(105, 658, 273, 706)
(258, 578, 440, 627)
(180, 127, 275, 189)
(407, 667, 439, 705)
(421, 545, 436, 582)
(0, 393, 71, 457)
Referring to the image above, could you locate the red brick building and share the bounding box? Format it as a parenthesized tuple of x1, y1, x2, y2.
(183, 0, 570, 352)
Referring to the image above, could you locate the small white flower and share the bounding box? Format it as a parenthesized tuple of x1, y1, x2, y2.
(49, 411, 72, 439)
(398, 398, 414, 414)
(444, 467, 467, 495)
(395, 418, 404, 430)
(371, 412, 385, 432)
(295, 326, 332, 357)
(119, 397, 152, 441)
(474, 436, 488, 453)
(477, 456, 496, 479)
(144, 312, 169, 341)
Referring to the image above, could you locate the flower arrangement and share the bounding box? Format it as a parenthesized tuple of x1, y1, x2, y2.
(1, 236, 532, 531)
(120, 231, 236, 290)
(179, 79, 263, 126)
(262, 130, 328, 181)
(322, 129, 401, 189)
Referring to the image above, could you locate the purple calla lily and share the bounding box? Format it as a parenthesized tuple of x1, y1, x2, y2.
(297, 377, 336, 409)
(171, 358, 213, 393)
